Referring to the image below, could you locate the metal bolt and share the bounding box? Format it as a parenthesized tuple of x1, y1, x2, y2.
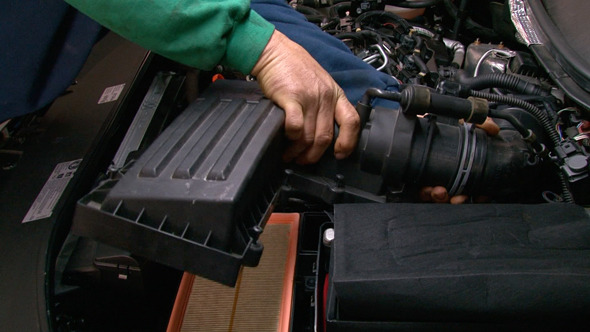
(323, 228, 335, 247)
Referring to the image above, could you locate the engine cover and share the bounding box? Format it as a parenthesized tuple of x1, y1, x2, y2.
(330, 203, 590, 325)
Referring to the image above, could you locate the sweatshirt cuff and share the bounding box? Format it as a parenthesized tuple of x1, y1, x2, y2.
(223, 10, 274, 74)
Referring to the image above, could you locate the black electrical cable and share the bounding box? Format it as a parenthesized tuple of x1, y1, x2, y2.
(491, 87, 505, 96)
(469, 90, 559, 147)
(557, 172, 575, 204)
(471, 91, 575, 204)
(508, 95, 556, 103)
(457, 72, 549, 96)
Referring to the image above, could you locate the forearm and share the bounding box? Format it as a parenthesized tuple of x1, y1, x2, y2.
(65, 0, 274, 73)
(67, 0, 360, 163)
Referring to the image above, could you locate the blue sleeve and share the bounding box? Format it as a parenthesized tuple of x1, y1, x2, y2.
(0, 2, 102, 122)
(251, 0, 400, 108)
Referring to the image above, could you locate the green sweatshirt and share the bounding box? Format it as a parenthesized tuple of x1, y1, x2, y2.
(65, 0, 275, 74)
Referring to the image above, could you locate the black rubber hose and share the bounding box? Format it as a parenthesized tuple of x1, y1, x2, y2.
(355, 10, 412, 32)
(328, 2, 351, 18)
(470, 90, 559, 146)
(451, 0, 469, 39)
(387, 0, 441, 8)
(442, 0, 498, 39)
(409, 35, 430, 74)
(411, 54, 429, 74)
(488, 108, 544, 153)
(457, 72, 549, 96)
(360, 88, 402, 105)
(471, 91, 574, 204)
(411, 34, 423, 50)
(488, 109, 530, 137)
(356, 88, 401, 127)
(334, 32, 364, 42)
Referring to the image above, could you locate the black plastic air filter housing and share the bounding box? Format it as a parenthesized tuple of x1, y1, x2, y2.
(73, 80, 286, 286)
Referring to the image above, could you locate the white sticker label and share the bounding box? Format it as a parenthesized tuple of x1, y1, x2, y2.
(98, 83, 126, 104)
(22, 159, 82, 223)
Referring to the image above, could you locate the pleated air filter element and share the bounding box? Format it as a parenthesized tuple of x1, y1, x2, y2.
(73, 80, 286, 286)
(167, 213, 299, 332)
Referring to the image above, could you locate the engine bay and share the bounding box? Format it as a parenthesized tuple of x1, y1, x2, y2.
(286, 0, 589, 205)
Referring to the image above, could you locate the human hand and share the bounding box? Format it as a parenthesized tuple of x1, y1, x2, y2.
(419, 117, 500, 204)
(251, 30, 360, 164)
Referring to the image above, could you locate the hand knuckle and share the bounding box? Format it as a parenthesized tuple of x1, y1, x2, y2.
(347, 112, 361, 128)
(302, 135, 315, 146)
(285, 115, 304, 131)
(316, 136, 333, 148)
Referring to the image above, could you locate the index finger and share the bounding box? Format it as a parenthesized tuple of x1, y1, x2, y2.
(296, 98, 334, 164)
(333, 94, 360, 159)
